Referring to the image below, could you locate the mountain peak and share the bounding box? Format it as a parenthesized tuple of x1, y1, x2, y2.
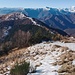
(4, 12, 26, 20)
(0, 12, 27, 22)
(70, 6, 75, 12)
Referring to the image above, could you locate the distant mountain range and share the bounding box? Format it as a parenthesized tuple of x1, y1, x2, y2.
(0, 6, 75, 15)
(0, 7, 75, 36)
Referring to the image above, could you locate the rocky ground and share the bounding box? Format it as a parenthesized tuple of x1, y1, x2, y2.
(0, 41, 75, 75)
(0, 48, 30, 75)
(28, 42, 75, 75)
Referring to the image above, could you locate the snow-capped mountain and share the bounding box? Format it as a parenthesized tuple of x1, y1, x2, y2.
(0, 12, 26, 22)
(0, 6, 75, 16)
(0, 7, 75, 36)
(70, 6, 75, 12)
(0, 7, 75, 18)
(44, 6, 75, 13)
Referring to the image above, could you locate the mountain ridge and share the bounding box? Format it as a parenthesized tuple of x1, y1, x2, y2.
(0, 12, 68, 37)
(0, 7, 75, 36)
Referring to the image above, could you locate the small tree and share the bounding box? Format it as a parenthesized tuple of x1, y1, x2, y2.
(10, 61, 30, 75)
(13, 30, 31, 48)
(2, 42, 12, 55)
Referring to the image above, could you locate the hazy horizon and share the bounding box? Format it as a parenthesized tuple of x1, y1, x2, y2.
(0, 6, 75, 9)
(0, 0, 75, 8)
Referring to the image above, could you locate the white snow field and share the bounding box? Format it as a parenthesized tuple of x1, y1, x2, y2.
(27, 41, 75, 75)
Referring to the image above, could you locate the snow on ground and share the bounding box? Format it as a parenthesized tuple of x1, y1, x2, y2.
(27, 17, 37, 25)
(51, 41, 75, 51)
(72, 60, 75, 65)
(27, 17, 41, 26)
(27, 41, 75, 75)
(0, 41, 75, 75)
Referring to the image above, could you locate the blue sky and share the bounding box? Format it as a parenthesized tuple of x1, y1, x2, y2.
(0, 0, 75, 8)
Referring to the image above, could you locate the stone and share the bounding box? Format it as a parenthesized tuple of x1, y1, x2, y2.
(35, 62, 42, 67)
(3, 68, 7, 72)
(6, 66, 11, 71)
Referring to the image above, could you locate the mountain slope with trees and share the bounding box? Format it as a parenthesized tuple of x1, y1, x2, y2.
(0, 12, 68, 56)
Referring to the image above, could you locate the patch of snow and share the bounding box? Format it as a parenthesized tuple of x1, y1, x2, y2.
(27, 17, 41, 26)
(2, 26, 12, 37)
(5, 12, 26, 21)
(70, 6, 75, 12)
(72, 60, 75, 65)
(7, 26, 12, 30)
(4, 31, 8, 36)
(43, 8, 50, 11)
(51, 41, 75, 51)
(27, 17, 37, 25)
